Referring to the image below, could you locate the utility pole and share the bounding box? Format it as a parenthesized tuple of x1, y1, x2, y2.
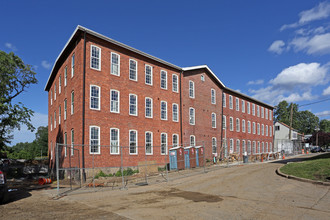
(289, 104, 293, 140)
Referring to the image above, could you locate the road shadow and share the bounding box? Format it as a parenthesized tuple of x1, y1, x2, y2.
(271, 152, 330, 164)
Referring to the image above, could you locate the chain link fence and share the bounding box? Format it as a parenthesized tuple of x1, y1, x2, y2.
(274, 139, 304, 156)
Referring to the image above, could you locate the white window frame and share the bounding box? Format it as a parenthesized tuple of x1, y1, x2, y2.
(242, 119, 246, 133)
(270, 126, 272, 137)
(54, 111, 56, 128)
(222, 115, 226, 129)
(110, 89, 120, 113)
(257, 123, 260, 135)
(145, 97, 153, 118)
(54, 83, 56, 100)
(71, 53, 75, 78)
(111, 52, 120, 76)
(269, 110, 272, 120)
(236, 97, 239, 111)
(50, 116, 52, 131)
(229, 95, 233, 109)
(262, 124, 264, 136)
(229, 117, 234, 131)
(50, 90, 53, 105)
(241, 100, 245, 113)
(247, 102, 250, 114)
(64, 132, 67, 157)
(145, 131, 153, 155)
(189, 80, 195, 98)
(59, 75, 61, 94)
(265, 109, 268, 120)
(129, 130, 138, 155)
(71, 91, 74, 115)
(110, 128, 120, 155)
(90, 45, 101, 71)
(230, 139, 234, 153)
(189, 107, 195, 125)
(253, 122, 256, 134)
(252, 103, 255, 116)
(129, 59, 138, 81)
(248, 121, 251, 133)
(172, 103, 179, 122)
(190, 135, 196, 146)
(212, 137, 217, 154)
(258, 141, 260, 153)
(266, 125, 268, 136)
(236, 139, 240, 154)
(71, 129, 74, 155)
(262, 142, 265, 153)
(161, 133, 168, 155)
(257, 105, 260, 117)
(129, 94, 138, 116)
(172, 134, 179, 147)
(211, 89, 216, 104)
(160, 70, 167, 89)
(222, 93, 226, 107)
(242, 140, 246, 154)
(172, 74, 178, 92)
(89, 126, 100, 154)
(211, 113, 216, 128)
(64, 66, 67, 86)
(253, 141, 256, 155)
(90, 85, 101, 110)
(236, 118, 240, 132)
(58, 106, 61, 125)
(145, 64, 153, 85)
(261, 107, 264, 118)
(160, 101, 167, 120)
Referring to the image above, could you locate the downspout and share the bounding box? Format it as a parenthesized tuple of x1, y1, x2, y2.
(179, 70, 183, 146)
(220, 89, 224, 160)
(82, 30, 87, 181)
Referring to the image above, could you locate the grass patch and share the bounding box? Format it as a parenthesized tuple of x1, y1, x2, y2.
(280, 153, 330, 182)
(94, 168, 139, 179)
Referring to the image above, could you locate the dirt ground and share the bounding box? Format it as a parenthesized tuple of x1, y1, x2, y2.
(1, 154, 329, 220)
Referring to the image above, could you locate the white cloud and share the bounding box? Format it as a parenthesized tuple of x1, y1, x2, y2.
(5, 42, 17, 51)
(41, 60, 52, 69)
(10, 112, 48, 146)
(323, 85, 330, 95)
(268, 40, 285, 54)
(290, 33, 330, 55)
(247, 79, 264, 85)
(281, 1, 330, 31)
(315, 110, 330, 117)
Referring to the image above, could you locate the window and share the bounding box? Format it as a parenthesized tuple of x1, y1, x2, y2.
(270, 126, 272, 137)
(247, 141, 251, 155)
(129, 94, 137, 116)
(111, 52, 120, 76)
(129, 59, 137, 81)
(110, 128, 120, 154)
(222, 115, 226, 129)
(145, 65, 153, 85)
(190, 135, 195, 146)
(145, 132, 153, 155)
(247, 102, 250, 114)
(230, 139, 234, 153)
(64, 66, 67, 86)
(71, 54, 75, 77)
(247, 121, 251, 133)
(236, 139, 240, 154)
(257, 105, 260, 117)
(262, 124, 264, 136)
(236, 118, 240, 132)
(229, 95, 233, 109)
(161, 101, 167, 120)
(160, 70, 167, 89)
(253, 122, 256, 134)
(242, 119, 246, 132)
(211, 113, 216, 128)
(91, 45, 101, 70)
(236, 98, 239, 111)
(242, 140, 246, 154)
(242, 100, 245, 113)
(54, 111, 56, 128)
(90, 85, 100, 110)
(252, 104, 255, 116)
(189, 107, 195, 125)
(261, 107, 264, 118)
(64, 132, 67, 157)
(201, 74, 205, 81)
(172, 74, 178, 92)
(129, 130, 137, 154)
(211, 89, 216, 104)
(50, 91, 53, 105)
(110, 90, 120, 113)
(229, 117, 233, 131)
(253, 141, 256, 154)
(54, 83, 56, 100)
(145, 97, 153, 118)
(266, 125, 268, 136)
(266, 142, 269, 153)
(189, 80, 195, 98)
(222, 93, 226, 107)
(58, 106, 61, 125)
(161, 133, 167, 155)
(212, 137, 217, 154)
(265, 109, 268, 119)
(275, 125, 280, 131)
(269, 110, 272, 120)
(257, 123, 260, 135)
(90, 126, 100, 154)
(71, 129, 74, 155)
(173, 134, 179, 147)
(258, 142, 260, 153)
(59, 75, 61, 94)
(71, 91, 74, 115)
(172, 103, 178, 122)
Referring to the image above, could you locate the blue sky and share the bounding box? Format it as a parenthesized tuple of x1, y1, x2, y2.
(1, 0, 329, 145)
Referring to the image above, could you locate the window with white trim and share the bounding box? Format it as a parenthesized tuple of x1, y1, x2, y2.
(269, 110, 272, 120)
(50, 91, 53, 105)
(145, 65, 153, 85)
(190, 135, 195, 146)
(110, 90, 120, 113)
(242, 140, 246, 154)
(242, 100, 245, 113)
(212, 137, 217, 154)
(161, 133, 167, 155)
(247, 141, 251, 155)
(252, 103, 255, 116)
(247, 121, 251, 133)
(247, 102, 250, 114)
(236, 139, 240, 154)
(258, 142, 260, 153)
(236, 97, 239, 111)
(59, 106, 61, 125)
(173, 134, 179, 147)
(222, 93, 226, 107)
(229, 95, 233, 109)
(262, 124, 264, 136)
(172, 103, 178, 122)
(129, 130, 137, 154)
(253, 141, 256, 154)
(230, 139, 234, 153)
(261, 107, 264, 118)
(64, 66, 67, 86)
(59, 75, 61, 94)
(189, 80, 195, 98)
(71, 54, 75, 77)
(229, 117, 234, 131)
(201, 74, 205, 81)
(172, 74, 178, 92)
(270, 126, 272, 137)
(111, 52, 120, 76)
(222, 115, 226, 129)
(129, 94, 137, 116)
(71, 129, 74, 155)
(54, 83, 56, 100)
(257, 123, 260, 135)
(129, 59, 137, 81)
(160, 70, 167, 89)
(257, 105, 260, 117)
(145, 131, 153, 155)
(236, 118, 240, 132)
(253, 122, 256, 134)
(91, 45, 101, 70)
(90, 126, 100, 154)
(110, 128, 120, 154)
(266, 125, 268, 136)
(211, 89, 216, 104)
(71, 91, 74, 115)
(211, 113, 216, 128)
(161, 101, 167, 120)
(51, 142, 53, 160)
(54, 111, 56, 128)
(242, 119, 246, 132)
(145, 97, 153, 118)
(189, 107, 195, 125)
(90, 85, 100, 110)
(265, 109, 268, 119)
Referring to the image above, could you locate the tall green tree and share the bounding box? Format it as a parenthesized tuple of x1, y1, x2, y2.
(296, 110, 319, 134)
(0, 51, 38, 151)
(320, 119, 330, 133)
(35, 126, 48, 156)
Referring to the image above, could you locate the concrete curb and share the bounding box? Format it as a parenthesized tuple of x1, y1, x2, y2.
(276, 167, 330, 186)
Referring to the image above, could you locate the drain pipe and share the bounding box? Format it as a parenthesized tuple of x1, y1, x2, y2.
(220, 89, 224, 161)
(179, 70, 183, 146)
(82, 29, 87, 181)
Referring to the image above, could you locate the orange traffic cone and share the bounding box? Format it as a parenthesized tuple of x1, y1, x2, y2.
(282, 154, 285, 159)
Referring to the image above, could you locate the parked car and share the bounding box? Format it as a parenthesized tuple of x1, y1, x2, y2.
(325, 146, 330, 152)
(311, 146, 324, 153)
(0, 169, 8, 204)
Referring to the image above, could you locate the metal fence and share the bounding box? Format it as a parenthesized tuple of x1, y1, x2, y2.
(274, 139, 304, 156)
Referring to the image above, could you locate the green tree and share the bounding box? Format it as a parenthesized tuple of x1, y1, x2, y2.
(0, 51, 37, 151)
(35, 126, 48, 156)
(296, 110, 319, 134)
(320, 119, 330, 133)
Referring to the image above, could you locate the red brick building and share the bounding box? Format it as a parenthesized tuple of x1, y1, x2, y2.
(45, 26, 274, 168)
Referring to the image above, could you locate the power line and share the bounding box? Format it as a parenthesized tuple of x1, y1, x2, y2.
(299, 97, 330, 107)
